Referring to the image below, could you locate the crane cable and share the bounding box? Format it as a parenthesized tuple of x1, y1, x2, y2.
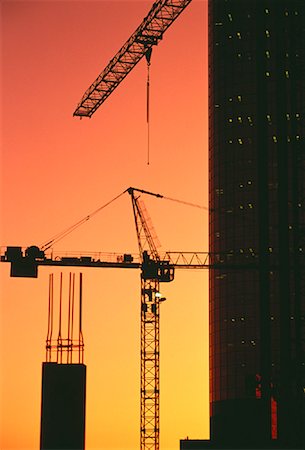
(41, 190, 127, 251)
(163, 195, 209, 211)
(145, 48, 153, 166)
(41, 188, 208, 251)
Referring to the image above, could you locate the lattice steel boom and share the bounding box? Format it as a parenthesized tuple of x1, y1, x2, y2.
(73, 0, 193, 118)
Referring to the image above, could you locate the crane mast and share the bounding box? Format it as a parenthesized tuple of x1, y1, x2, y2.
(73, 0, 193, 118)
(128, 188, 174, 450)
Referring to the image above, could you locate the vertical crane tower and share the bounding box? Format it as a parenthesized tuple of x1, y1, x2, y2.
(128, 188, 175, 450)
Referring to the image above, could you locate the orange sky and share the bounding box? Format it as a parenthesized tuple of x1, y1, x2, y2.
(0, 1, 209, 449)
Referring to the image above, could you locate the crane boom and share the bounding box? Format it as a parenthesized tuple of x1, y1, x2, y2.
(73, 0, 193, 118)
(0, 247, 211, 278)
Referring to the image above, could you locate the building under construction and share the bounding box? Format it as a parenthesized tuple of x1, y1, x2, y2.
(2, 0, 304, 449)
(40, 273, 86, 450)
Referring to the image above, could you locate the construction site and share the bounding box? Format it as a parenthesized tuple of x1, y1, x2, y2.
(2, 1, 304, 450)
(1, 1, 208, 450)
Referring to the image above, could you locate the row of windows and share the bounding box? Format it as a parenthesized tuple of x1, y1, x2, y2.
(214, 107, 302, 123)
(212, 243, 304, 252)
(215, 181, 254, 193)
(210, 316, 301, 323)
(215, 28, 300, 41)
(220, 135, 302, 145)
(265, 51, 300, 59)
(216, 9, 300, 25)
(265, 70, 291, 79)
(214, 49, 302, 65)
(211, 199, 304, 209)
(226, 115, 302, 125)
(214, 224, 300, 235)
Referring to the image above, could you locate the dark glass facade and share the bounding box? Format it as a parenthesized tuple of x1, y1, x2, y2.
(209, 0, 305, 448)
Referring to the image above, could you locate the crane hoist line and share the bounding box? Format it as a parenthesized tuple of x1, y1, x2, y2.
(73, 0, 193, 118)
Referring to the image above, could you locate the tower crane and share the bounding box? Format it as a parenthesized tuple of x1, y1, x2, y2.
(128, 187, 175, 450)
(73, 0, 193, 118)
(0, 187, 208, 450)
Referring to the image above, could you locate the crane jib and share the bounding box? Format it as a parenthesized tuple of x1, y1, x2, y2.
(73, 0, 193, 118)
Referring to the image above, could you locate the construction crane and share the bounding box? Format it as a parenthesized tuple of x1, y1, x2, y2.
(73, 0, 193, 118)
(128, 187, 174, 450)
(0, 187, 208, 450)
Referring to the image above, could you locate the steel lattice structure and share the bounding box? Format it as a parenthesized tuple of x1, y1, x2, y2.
(141, 278, 161, 450)
(128, 188, 174, 450)
(73, 0, 193, 118)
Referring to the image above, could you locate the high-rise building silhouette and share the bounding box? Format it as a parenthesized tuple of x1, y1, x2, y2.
(181, 0, 304, 449)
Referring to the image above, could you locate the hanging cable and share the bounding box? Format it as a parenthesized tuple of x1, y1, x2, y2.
(41, 190, 127, 251)
(129, 187, 209, 210)
(41, 186, 207, 253)
(163, 195, 209, 210)
(145, 48, 152, 165)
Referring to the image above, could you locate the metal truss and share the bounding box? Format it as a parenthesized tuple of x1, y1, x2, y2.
(73, 0, 193, 118)
(141, 278, 162, 450)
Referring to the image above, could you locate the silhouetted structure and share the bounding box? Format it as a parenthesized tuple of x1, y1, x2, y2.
(40, 362, 86, 450)
(182, 0, 305, 449)
(40, 273, 86, 450)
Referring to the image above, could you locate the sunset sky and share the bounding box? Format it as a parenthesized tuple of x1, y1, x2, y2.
(0, 1, 209, 449)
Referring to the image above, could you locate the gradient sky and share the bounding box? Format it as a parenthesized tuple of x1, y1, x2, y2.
(0, 1, 209, 449)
